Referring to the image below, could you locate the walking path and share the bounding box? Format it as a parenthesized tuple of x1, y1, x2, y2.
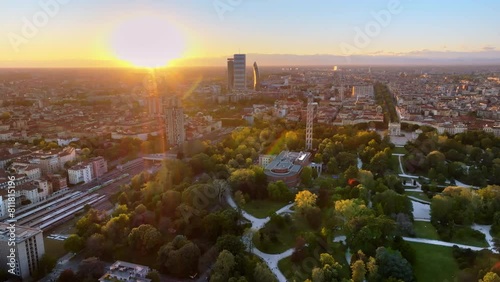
(403, 237, 485, 251)
(225, 192, 294, 282)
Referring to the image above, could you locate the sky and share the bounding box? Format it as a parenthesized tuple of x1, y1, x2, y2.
(1, 0, 500, 67)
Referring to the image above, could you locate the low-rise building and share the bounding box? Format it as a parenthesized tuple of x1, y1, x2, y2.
(264, 151, 311, 187)
(99, 261, 151, 282)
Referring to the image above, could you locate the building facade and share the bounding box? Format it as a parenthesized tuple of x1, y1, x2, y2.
(164, 97, 185, 146)
(99, 261, 151, 282)
(0, 223, 45, 280)
(68, 162, 93, 185)
(233, 54, 246, 90)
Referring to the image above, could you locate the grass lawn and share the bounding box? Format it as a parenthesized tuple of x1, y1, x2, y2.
(242, 200, 288, 218)
(392, 147, 408, 155)
(405, 191, 430, 202)
(450, 226, 489, 248)
(409, 242, 459, 282)
(279, 256, 314, 282)
(44, 237, 67, 260)
(413, 221, 440, 240)
(390, 155, 402, 174)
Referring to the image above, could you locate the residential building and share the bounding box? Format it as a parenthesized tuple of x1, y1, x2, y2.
(164, 97, 185, 146)
(90, 156, 108, 179)
(0, 223, 45, 280)
(67, 162, 93, 185)
(47, 174, 68, 192)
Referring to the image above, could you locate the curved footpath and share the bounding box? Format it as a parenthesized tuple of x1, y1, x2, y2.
(225, 192, 293, 282)
(225, 171, 497, 282)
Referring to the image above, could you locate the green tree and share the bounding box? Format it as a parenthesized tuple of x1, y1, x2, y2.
(301, 166, 314, 187)
(375, 247, 414, 282)
(210, 250, 236, 282)
(64, 234, 84, 253)
(157, 235, 201, 278)
(253, 263, 276, 282)
(146, 270, 161, 282)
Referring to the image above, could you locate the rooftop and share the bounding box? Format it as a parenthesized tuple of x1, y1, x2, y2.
(264, 151, 311, 177)
(0, 223, 42, 243)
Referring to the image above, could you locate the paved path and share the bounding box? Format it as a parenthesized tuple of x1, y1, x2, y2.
(407, 196, 430, 205)
(403, 237, 486, 251)
(226, 192, 294, 282)
(412, 200, 431, 221)
(471, 224, 496, 251)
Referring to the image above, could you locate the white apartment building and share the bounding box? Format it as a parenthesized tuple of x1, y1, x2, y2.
(68, 163, 93, 185)
(0, 223, 45, 280)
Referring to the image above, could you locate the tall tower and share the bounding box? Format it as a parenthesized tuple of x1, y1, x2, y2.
(305, 95, 314, 151)
(233, 54, 246, 90)
(227, 58, 234, 92)
(164, 97, 185, 147)
(253, 61, 260, 91)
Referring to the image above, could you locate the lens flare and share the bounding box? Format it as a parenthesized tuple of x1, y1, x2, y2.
(111, 16, 185, 68)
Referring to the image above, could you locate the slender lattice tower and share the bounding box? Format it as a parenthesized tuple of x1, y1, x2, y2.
(305, 94, 314, 151)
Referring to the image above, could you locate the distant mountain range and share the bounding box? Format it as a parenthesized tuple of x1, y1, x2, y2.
(176, 50, 500, 66)
(2, 50, 500, 68)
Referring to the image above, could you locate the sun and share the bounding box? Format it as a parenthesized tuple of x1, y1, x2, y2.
(111, 16, 185, 68)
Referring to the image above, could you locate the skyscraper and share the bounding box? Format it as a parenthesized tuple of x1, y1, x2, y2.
(233, 54, 246, 90)
(227, 58, 234, 92)
(253, 61, 260, 91)
(164, 97, 185, 147)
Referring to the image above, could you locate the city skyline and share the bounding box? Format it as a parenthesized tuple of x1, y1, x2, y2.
(1, 0, 500, 67)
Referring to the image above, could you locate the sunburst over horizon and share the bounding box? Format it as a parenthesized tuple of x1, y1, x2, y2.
(110, 15, 186, 68)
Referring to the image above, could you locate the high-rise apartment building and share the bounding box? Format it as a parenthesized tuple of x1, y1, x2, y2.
(233, 54, 246, 90)
(0, 223, 45, 280)
(164, 97, 185, 146)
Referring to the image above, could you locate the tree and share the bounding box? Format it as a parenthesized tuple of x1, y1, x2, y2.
(77, 257, 105, 281)
(57, 269, 77, 282)
(369, 151, 390, 176)
(157, 235, 201, 277)
(372, 190, 413, 217)
(210, 250, 236, 282)
(64, 234, 84, 253)
(253, 263, 276, 282)
(344, 165, 359, 180)
(216, 234, 245, 256)
(310, 253, 343, 282)
(128, 224, 162, 254)
(301, 167, 313, 187)
(295, 190, 317, 214)
(351, 260, 366, 282)
(481, 272, 500, 282)
(267, 181, 292, 202)
(34, 254, 57, 279)
(375, 247, 414, 282)
(146, 270, 161, 282)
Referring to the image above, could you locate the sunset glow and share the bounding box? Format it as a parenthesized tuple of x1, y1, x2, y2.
(110, 16, 186, 68)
